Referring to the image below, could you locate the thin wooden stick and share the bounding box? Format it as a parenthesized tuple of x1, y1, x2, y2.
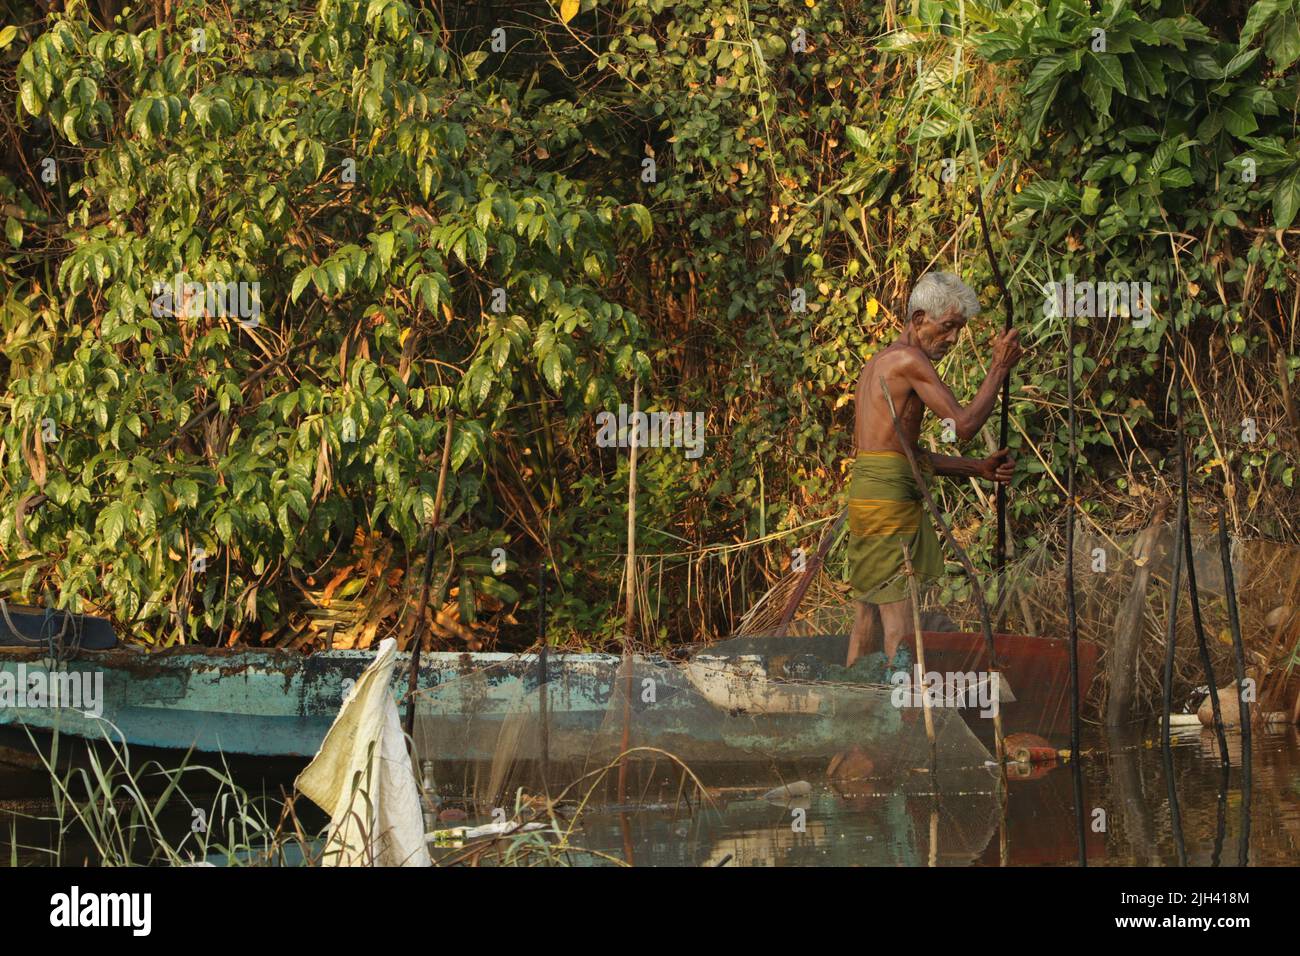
(972, 168, 1015, 611)
(774, 511, 846, 638)
(880, 381, 1005, 765)
(404, 408, 456, 743)
(1172, 343, 1229, 768)
(1217, 510, 1251, 865)
(1065, 313, 1087, 866)
(617, 379, 640, 804)
(1164, 237, 1230, 766)
(1161, 494, 1185, 752)
(901, 542, 936, 772)
(537, 559, 550, 795)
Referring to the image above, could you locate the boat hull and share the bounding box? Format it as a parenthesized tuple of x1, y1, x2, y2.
(0, 647, 994, 775)
(699, 632, 1100, 741)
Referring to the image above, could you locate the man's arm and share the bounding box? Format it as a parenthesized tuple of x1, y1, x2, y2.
(901, 329, 1021, 441)
(928, 453, 986, 478)
(927, 449, 1015, 483)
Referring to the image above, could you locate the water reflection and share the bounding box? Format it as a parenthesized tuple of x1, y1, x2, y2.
(531, 725, 1299, 867)
(2, 724, 1298, 866)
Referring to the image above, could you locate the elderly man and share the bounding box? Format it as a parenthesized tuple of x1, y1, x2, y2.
(845, 271, 1023, 676)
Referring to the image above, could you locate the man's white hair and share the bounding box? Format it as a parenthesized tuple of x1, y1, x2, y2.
(907, 271, 979, 322)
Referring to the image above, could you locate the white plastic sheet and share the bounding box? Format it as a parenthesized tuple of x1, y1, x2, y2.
(296, 638, 431, 867)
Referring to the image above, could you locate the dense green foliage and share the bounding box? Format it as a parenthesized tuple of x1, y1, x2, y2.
(2, 0, 1297, 649)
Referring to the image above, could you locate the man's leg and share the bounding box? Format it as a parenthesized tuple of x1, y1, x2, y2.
(846, 600, 879, 667)
(877, 597, 913, 667)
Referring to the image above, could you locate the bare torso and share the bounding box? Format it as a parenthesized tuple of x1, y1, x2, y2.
(853, 343, 929, 454)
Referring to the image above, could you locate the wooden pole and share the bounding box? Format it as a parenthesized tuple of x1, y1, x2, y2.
(1160, 494, 1188, 866)
(404, 409, 456, 743)
(774, 511, 846, 638)
(901, 541, 936, 772)
(1064, 313, 1087, 866)
(1065, 315, 1081, 756)
(973, 177, 1015, 612)
(1161, 494, 1186, 751)
(1172, 344, 1229, 768)
(1217, 510, 1251, 864)
(880, 381, 1005, 765)
(537, 559, 550, 794)
(617, 379, 640, 804)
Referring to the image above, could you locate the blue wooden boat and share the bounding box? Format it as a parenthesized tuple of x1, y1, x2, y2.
(0, 628, 994, 774)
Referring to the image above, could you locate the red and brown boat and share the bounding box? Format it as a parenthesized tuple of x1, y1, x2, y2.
(699, 631, 1100, 742)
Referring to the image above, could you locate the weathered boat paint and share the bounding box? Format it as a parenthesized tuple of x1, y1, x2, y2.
(0, 646, 993, 771)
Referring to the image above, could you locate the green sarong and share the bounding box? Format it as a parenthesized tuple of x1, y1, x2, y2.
(845, 452, 942, 604)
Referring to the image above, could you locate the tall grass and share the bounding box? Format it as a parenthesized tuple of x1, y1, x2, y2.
(6, 721, 319, 866)
(5, 723, 705, 866)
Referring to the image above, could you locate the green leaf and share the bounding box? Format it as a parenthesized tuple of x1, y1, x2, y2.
(1086, 52, 1126, 93)
(465, 228, 487, 266)
(974, 31, 1022, 62)
(1025, 54, 1069, 95)
(19, 81, 43, 116)
(1274, 168, 1300, 230)
(290, 267, 315, 303)
(625, 202, 652, 240)
(905, 117, 951, 142)
(1222, 95, 1260, 138)
(1264, 11, 1300, 69)
(1240, 0, 1283, 49)
(844, 125, 871, 152)
(101, 502, 128, 548)
(542, 350, 562, 392)
(1081, 186, 1101, 216)
(373, 231, 395, 271)
(450, 428, 477, 471)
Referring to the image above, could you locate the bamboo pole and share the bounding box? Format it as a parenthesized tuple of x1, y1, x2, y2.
(617, 379, 640, 805)
(1161, 494, 1185, 752)
(972, 169, 1015, 614)
(928, 806, 939, 867)
(880, 381, 1005, 765)
(1217, 510, 1251, 864)
(1064, 313, 1087, 866)
(537, 559, 550, 795)
(1160, 492, 1190, 865)
(404, 408, 456, 744)
(1172, 344, 1229, 768)
(901, 542, 936, 772)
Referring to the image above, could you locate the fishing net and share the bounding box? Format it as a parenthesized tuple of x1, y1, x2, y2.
(409, 652, 618, 816)
(409, 638, 1000, 822)
(571, 786, 1002, 866)
(733, 510, 1299, 721)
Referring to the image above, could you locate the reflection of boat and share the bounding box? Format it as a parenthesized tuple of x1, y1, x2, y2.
(699, 632, 1100, 741)
(560, 786, 1002, 867)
